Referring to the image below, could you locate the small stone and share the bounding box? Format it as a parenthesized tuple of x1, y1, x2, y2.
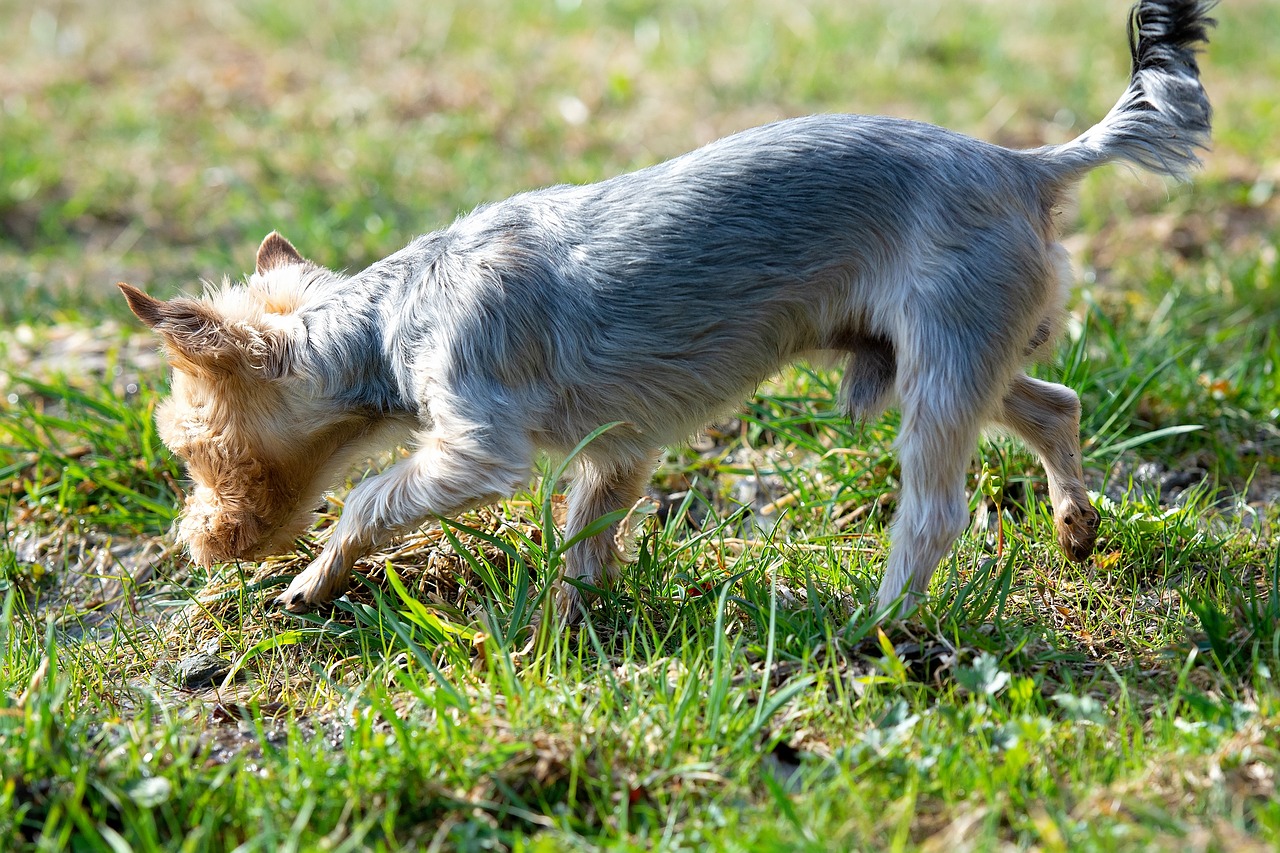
(172, 653, 235, 690)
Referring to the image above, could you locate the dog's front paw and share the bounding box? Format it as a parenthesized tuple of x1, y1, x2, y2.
(273, 557, 352, 613)
(524, 583, 579, 635)
(539, 580, 586, 627)
(1055, 501, 1100, 563)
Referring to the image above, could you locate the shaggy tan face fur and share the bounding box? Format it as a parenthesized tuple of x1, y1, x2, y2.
(120, 234, 372, 567)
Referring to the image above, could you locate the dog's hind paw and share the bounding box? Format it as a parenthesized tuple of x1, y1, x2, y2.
(1055, 501, 1101, 563)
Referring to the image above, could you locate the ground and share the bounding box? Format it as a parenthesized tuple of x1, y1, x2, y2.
(2, 0, 1279, 849)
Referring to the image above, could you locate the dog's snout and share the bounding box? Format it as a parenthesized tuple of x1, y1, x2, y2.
(177, 492, 271, 565)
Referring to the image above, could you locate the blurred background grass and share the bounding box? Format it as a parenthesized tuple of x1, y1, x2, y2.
(0, 0, 1274, 323)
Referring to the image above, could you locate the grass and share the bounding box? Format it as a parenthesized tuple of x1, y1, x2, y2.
(2, 0, 1279, 849)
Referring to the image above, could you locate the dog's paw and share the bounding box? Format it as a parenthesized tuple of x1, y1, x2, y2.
(543, 581, 587, 627)
(272, 587, 320, 614)
(524, 585, 579, 635)
(1055, 501, 1100, 563)
(272, 560, 350, 613)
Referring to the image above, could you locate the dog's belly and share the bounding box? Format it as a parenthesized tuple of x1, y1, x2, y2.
(534, 316, 891, 454)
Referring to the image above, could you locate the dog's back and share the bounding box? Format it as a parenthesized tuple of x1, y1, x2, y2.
(409, 0, 1214, 461)
(407, 115, 1058, 450)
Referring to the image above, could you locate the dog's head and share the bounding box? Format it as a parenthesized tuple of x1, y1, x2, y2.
(120, 233, 367, 566)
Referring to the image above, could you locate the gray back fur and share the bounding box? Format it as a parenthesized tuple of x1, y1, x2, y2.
(298, 115, 1055, 456)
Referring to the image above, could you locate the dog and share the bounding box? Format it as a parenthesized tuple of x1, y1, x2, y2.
(119, 0, 1214, 621)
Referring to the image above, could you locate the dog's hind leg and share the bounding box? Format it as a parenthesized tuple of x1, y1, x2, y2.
(550, 450, 661, 623)
(994, 374, 1100, 563)
(873, 283, 1029, 614)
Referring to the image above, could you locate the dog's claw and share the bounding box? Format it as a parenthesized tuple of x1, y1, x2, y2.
(271, 591, 302, 612)
(272, 584, 326, 614)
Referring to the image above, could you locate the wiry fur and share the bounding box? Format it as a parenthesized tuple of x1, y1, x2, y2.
(1043, 0, 1215, 179)
(121, 0, 1214, 619)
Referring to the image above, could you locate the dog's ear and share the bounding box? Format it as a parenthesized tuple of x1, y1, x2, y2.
(118, 282, 249, 374)
(117, 282, 169, 329)
(256, 232, 307, 274)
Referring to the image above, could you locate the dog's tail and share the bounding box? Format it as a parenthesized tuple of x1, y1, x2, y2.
(1041, 0, 1215, 182)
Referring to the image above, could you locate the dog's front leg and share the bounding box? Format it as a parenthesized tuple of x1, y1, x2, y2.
(275, 436, 527, 612)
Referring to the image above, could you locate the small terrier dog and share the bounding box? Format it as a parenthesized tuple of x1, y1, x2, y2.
(121, 0, 1213, 620)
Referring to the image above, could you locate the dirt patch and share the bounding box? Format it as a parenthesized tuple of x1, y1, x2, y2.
(1072, 160, 1280, 285)
(9, 524, 178, 640)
